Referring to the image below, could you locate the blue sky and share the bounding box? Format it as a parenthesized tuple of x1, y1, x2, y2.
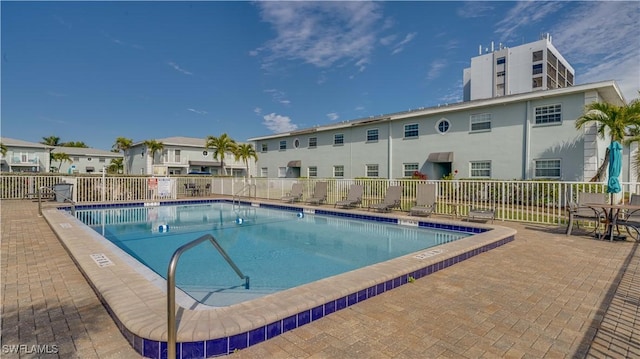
(2, 1, 639, 151)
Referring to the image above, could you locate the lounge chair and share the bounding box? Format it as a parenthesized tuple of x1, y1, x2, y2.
(306, 182, 328, 205)
(335, 184, 363, 208)
(369, 186, 403, 212)
(281, 183, 304, 203)
(410, 183, 437, 216)
(566, 192, 606, 236)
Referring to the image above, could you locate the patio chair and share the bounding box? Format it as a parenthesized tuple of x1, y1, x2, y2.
(369, 186, 403, 212)
(410, 183, 437, 217)
(566, 192, 606, 236)
(335, 184, 363, 208)
(616, 193, 640, 241)
(281, 183, 304, 203)
(306, 182, 328, 205)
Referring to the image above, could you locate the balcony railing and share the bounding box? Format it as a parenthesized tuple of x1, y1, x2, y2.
(2, 173, 637, 226)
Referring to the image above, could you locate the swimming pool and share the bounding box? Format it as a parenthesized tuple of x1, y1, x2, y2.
(76, 202, 470, 306)
(43, 199, 515, 358)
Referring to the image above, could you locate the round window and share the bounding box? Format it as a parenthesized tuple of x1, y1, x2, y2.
(202, 150, 208, 156)
(293, 138, 300, 148)
(436, 119, 450, 134)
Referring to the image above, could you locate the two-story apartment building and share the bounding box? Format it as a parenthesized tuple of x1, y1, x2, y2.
(127, 136, 255, 176)
(248, 81, 627, 181)
(0, 137, 52, 173)
(50, 146, 123, 174)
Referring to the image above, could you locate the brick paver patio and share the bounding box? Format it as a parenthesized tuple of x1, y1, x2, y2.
(1, 199, 638, 358)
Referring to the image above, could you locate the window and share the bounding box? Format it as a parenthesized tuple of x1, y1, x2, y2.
(470, 161, 491, 178)
(278, 167, 286, 177)
(403, 163, 419, 177)
(260, 167, 268, 177)
(87, 157, 92, 161)
(73, 157, 80, 161)
(175, 150, 180, 163)
(279, 140, 287, 150)
(535, 104, 562, 125)
(366, 129, 379, 142)
(532, 77, 543, 88)
(496, 83, 505, 96)
(366, 164, 379, 177)
(496, 57, 505, 65)
(497, 71, 505, 78)
(535, 159, 561, 178)
(333, 165, 344, 178)
(436, 119, 450, 134)
(203, 150, 208, 156)
(404, 123, 419, 138)
(547, 50, 557, 68)
(334, 134, 344, 145)
(308, 166, 317, 177)
(293, 139, 300, 148)
(567, 72, 574, 86)
(532, 50, 543, 62)
(261, 143, 268, 153)
(99, 158, 106, 163)
(308, 137, 317, 148)
(470, 113, 492, 132)
(532, 63, 543, 75)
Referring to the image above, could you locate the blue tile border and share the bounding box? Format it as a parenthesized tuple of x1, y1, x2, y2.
(59, 199, 509, 358)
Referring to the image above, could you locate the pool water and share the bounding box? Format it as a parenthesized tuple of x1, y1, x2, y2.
(77, 202, 469, 306)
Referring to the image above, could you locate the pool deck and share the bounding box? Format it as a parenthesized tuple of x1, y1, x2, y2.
(2, 199, 639, 358)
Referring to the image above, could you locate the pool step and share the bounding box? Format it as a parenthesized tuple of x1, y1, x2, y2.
(179, 285, 284, 307)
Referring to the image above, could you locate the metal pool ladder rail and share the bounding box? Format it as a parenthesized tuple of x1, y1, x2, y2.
(166, 234, 250, 359)
(232, 183, 256, 210)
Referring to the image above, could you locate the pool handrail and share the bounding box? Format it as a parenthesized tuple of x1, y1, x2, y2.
(167, 233, 250, 359)
(233, 183, 256, 210)
(38, 185, 76, 217)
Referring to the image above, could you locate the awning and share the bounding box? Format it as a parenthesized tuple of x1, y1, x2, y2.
(189, 160, 221, 166)
(287, 160, 301, 167)
(85, 166, 95, 171)
(427, 152, 453, 163)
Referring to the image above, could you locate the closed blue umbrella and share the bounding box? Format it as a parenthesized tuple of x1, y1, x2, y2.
(607, 141, 622, 196)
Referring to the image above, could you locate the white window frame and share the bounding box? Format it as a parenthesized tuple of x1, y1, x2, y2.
(308, 166, 317, 178)
(404, 123, 419, 138)
(366, 129, 379, 142)
(534, 104, 562, 125)
(436, 118, 451, 134)
(403, 163, 419, 177)
(333, 165, 344, 178)
(260, 167, 268, 177)
(278, 167, 286, 178)
(366, 164, 379, 177)
(534, 159, 561, 178)
(470, 113, 492, 133)
(334, 133, 344, 146)
(470, 161, 491, 178)
(308, 137, 317, 148)
(261, 143, 268, 153)
(279, 140, 287, 151)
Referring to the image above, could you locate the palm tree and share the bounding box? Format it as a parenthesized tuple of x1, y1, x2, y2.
(41, 136, 61, 146)
(51, 152, 72, 173)
(620, 97, 640, 178)
(107, 158, 124, 174)
(575, 100, 640, 181)
(62, 141, 89, 148)
(205, 133, 237, 176)
(234, 143, 258, 178)
(0, 142, 7, 157)
(112, 137, 133, 174)
(143, 139, 164, 165)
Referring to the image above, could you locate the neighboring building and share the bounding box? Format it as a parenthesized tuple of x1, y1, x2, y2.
(0, 137, 52, 173)
(50, 146, 123, 174)
(248, 81, 627, 181)
(127, 136, 255, 176)
(463, 34, 574, 101)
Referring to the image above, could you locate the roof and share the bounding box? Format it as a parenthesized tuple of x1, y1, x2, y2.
(248, 80, 626, 141)
(51, 146, 123, 157)
(131, 136, 250, 148)
(0, 137, 52, 149)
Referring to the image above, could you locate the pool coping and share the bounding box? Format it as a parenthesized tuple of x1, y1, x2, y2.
(43, 198, 516, 358)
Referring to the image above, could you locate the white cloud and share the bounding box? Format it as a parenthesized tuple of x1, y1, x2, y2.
(254, 2, 384, 71)
(327, 112, 339, 121)
(187, 108, 207, 115)
(456, 2, 494, 19)
(264, 88, 291, 105)
(379, 34, 397, 46)
(254, 107, 262, 115)
(167, 61, 193, 75)
(494, 2, 564, 43)
(355, 106, 365, 111)
(427, 60, 446, 80)
(263, 113, 298, 133)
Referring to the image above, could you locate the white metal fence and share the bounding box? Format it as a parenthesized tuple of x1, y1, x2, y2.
(3, 174, 639, 225)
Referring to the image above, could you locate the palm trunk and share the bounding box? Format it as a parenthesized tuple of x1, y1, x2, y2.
(590, 147, 610, 182)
